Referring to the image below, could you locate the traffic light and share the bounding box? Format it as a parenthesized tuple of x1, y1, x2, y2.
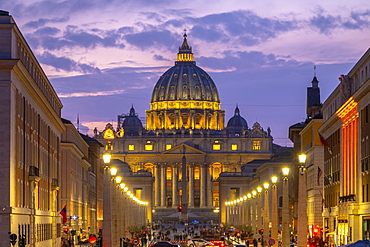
(18, 238, 25, 247)
(259, 229, 264, 235)
(312, 227, 320, 236)
(178, 206, 183, 212)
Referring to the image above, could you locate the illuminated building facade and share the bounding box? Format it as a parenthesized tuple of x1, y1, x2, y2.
(95, 33, 274, 221)
(288, 74, 325, 246)
(320, 47, 370, 245)
(0, 11, 64, 246)
(60, 119, 104, 243)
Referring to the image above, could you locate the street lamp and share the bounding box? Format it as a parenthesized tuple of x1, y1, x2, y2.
(103, 153, 112, 164)
(115, 176, 122, 184)
(102, 153, 113, 247)
(251, 190, 258, 243)
(110, 167, 118, 176)
(271, 176, 278, 246)
(282, 167, 290, 247)
(263, 182, 270, 247)
(297, 154, 307, 247)
(298, 154, 307, 175)
(257, 186, 263, 245)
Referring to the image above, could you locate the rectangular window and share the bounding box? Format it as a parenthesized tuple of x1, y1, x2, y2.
(231, 144, 238, 150)
(145, 144, 153, 151)
(166, 144, 172, 150)
(213, 144, 221, 150)
(253, 141, 261, 150)
(128, 145, 135, 151)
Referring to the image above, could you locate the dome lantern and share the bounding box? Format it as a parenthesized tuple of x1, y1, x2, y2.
(177, 30, 194, 62)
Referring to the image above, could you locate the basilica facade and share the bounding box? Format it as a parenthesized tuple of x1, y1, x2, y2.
(95, 33, 274, 221)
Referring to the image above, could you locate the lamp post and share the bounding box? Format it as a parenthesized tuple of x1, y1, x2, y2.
(262, 182, 270, 246)
(247, 193, 252, 227)
(297, 154, 307, 247)
(282, 167, 290, 247)
(102, 152, 112, 247)
(252, 190, 258, 243)
(257, 186, 263, 247)
(271, 176, 278, 246)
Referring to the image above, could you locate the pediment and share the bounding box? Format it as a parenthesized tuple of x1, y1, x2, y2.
(162, 143, 205, 155)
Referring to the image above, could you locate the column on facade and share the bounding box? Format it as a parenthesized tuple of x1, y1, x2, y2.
(206, 164, 212, 206)
(175, 110, 180, 129)
(188, 164, 194, 207)
(204, 110, 208, 129)
(200, 163, 207, 207)
(155, 163, 160, 207)
(172, 164, 178, 207)
(160, 164, 166, 207)
(190, 110, 194, 129)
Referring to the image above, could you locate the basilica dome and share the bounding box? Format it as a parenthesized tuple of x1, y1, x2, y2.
(151, 33, 220, 103)
(146, 33, 225, 131)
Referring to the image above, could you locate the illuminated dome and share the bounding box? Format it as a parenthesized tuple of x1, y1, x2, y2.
(146, 33, 225, 131)
(151, 33, 220, 103)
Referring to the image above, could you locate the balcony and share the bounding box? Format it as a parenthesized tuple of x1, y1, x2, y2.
(29, 166, 40, 182)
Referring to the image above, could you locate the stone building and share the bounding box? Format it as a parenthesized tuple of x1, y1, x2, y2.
(95, 33, 274, 222)
(60, 119, 103, 244)
(320, 47, 370, 245)
(0, 11, 64, 246)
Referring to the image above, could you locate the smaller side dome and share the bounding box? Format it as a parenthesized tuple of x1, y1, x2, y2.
(121, 106, 144, 136)
(227, 106, 248, 128)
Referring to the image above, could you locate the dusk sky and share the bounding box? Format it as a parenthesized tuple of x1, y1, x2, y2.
(3, 0, 370, 146)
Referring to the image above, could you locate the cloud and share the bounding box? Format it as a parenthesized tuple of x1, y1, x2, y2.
(24, 17, 69, 29)
(34, 26, 61, 36)
(26, 25, 125, 50)
(58, 89, 125, 98)
(188, 10, 298, 46)
(153, 54, 170, 61)
(309, 8, 370, 34)
(124, 29, 178, 50)
(38, 51, 101, 73)
(197, 50, 301, 71)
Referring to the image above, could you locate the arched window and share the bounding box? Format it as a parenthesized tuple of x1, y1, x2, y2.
(194, 167, 200, 180)
(213, 166, 221, 179)
(166, 167, 172, 180)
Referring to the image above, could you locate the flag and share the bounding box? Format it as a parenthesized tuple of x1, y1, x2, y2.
(60, 205, 67, 224)
(318, 132, 332, 154)
(317, 167, 323, 186)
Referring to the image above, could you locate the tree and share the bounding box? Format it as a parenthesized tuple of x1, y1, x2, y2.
(128, 225, 146, 238)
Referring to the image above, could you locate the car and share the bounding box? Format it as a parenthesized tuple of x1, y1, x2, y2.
(153, 241, 180, 247)
(188, 239, 214, 247)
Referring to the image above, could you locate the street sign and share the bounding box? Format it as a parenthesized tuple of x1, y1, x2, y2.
(268, 239, 275, 246)
(132, 238, 139, 246)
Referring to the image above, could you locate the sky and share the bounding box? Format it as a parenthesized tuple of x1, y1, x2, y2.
(2, 0, 370, 146)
